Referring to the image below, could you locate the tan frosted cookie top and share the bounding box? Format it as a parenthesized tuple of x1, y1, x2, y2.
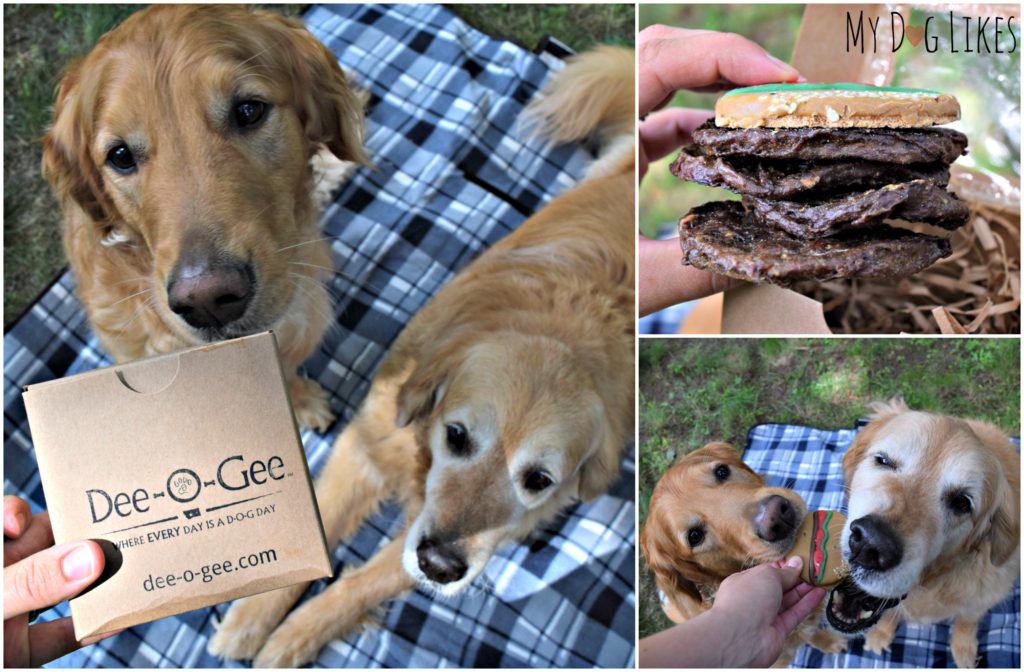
(786, 509, 849, 587)
(715, 83, 960, 129)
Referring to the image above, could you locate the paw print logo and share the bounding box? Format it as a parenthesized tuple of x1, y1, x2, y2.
(167, 468, 201, 503)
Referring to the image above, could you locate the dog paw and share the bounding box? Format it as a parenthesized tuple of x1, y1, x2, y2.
(809, 628, 848, 654)
(864, 626, 896, 655)
(208, 598, 279, 661)
(951, 630, 979, 668)
(288, 376, 335, 433)
(253, 610, 330, 668)
(208, 586, 307, 661)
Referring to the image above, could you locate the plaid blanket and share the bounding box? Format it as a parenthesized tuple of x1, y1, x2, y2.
(743, 422, 1020, 669)
(3, 4, 635, 667)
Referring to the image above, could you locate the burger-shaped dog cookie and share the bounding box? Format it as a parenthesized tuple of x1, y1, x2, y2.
(673, 84, 970, 284)
(786, 509, 848, 587)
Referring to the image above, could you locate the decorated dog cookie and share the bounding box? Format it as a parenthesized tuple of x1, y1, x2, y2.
(715, 83, 960, 129)
(787, 509, 848, 587)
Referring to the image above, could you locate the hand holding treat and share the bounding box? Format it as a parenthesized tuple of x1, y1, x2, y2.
(637, 25, 805, 315)
(785, 509, 849, 588)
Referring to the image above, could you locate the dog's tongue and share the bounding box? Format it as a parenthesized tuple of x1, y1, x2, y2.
(825, 576, 902, 634)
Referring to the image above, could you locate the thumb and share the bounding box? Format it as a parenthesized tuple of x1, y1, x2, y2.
(776, 555, 805, 591)
(3, 541, 105, 619)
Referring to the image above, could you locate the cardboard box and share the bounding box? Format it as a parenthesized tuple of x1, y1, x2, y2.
(23, 332, 331, 639)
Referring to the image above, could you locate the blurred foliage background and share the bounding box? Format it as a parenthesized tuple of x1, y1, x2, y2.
(3, 3, 634, 327)
(638, 337, 1021, 639)
(639, 4, 1021, 239)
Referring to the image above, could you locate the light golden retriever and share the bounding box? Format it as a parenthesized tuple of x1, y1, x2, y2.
(206, 46, 635, 667)
(834, 399, 1020, 668)
(640, 442, 846, 665)
(42, 5, 366, 430)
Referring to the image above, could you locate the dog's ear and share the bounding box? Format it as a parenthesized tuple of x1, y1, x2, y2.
(640, 517, 704, 609)
(395, 365, 447, 428)
(972, 463, 1020, 566)
(577, 409, 620, 501)
(867, 397, 910, 420)
(395, 341, 464, 428)
(42, 60, 113, 224)
(988, 483, 1019, 566)
(256, 11, 368, 165)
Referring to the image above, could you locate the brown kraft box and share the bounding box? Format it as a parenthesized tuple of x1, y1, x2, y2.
(22, 332, 331, 640)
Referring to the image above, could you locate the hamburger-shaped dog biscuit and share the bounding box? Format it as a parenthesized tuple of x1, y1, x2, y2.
(787, 510, 848, 587)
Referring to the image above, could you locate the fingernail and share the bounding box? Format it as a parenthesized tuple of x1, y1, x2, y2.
(766, 53, 799, 77)
(786, 555, 803, 569)
(7, 511, 26, 534)
(61, 544, 97, 581)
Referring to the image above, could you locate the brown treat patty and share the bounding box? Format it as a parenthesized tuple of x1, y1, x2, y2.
(678, 201, 952, 284)
(691, 121, 968, 165)
(744, 180, 970, 239)
(670, 147, 951, 200)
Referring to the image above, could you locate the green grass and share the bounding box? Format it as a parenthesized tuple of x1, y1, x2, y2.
(4, 4, 144, 327)
(638, 338, 1020, 639)
(2, 4, 634, 329)
(449, 4, 635, 50)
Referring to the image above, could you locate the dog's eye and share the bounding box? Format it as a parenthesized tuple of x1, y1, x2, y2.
(713, 464, 730, 482)
(947, 491, 973, 516)
(874, 453, 896, 470)
(233, 100, 268, 129)
(687, 528, 705, 547)
(106, 144, 137, 174)
(445, 422, 470, 457)
(523, 469, 554, 493)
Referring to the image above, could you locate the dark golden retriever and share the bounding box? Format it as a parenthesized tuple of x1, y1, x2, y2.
(43, 5, 366, 430)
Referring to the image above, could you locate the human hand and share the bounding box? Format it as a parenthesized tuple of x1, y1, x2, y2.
(638, 25, 803, 179)
(4, 495, 119, 667)
(638, 25, 804, 316)
(709, 556, 826, 667)
(638, 556, 826, 668)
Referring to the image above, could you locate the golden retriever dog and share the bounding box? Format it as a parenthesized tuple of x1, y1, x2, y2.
(42, 5, 367, 430)
(833, 399, 1019, 668)
(640, 442, 846, 665)
(206, 46, 635, 667)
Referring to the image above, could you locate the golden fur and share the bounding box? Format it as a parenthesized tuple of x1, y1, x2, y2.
(206, 46, 636, 667)
(641, 443, 846, 665)
(42, 5, 367, 430)
(841, 399, 1020, 668)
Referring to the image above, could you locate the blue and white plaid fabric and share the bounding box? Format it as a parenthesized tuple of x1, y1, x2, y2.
(743, 422, 1020, 669)
(3, 4, 635, 667)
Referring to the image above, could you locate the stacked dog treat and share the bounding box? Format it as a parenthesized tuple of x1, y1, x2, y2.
(672, 84, 971, 285)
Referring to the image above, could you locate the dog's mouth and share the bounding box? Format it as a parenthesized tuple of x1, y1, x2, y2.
(825, 576, 903, 633)
(192, 322, 262, 342)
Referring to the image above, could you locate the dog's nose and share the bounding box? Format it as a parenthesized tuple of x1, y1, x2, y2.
(848, 515, 903, 572)
(416, 538, 467, 584)
(167, 260, 254, 329)
(755, 495, 799, 542)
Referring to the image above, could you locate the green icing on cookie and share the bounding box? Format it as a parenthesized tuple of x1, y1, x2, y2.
(722, 83, 944, 98)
